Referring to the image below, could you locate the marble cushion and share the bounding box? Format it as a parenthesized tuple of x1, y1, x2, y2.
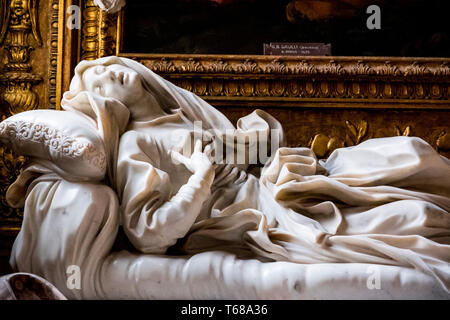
(0, 109, 107, 181)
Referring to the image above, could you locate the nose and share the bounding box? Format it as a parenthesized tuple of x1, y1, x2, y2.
(102, 70, 125, 85)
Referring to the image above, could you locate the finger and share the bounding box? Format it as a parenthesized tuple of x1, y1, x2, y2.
(170, 150, 187, 165)
(194, 139, 202, 153)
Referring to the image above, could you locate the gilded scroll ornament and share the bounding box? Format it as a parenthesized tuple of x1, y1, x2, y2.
(404, 61, 430, 77)
(310, 120, 368, 158)
(208, 59, 232, 73)
(345, 120, 368, 145)
(319, 60, 345, 75)
(235, 59, 261, 74)
(149, 58, 176, 73)
(0, 0, 42, 115)
(348, 60, 373, 76)
(179, 58, 204, 73)
(0, 0, 42, 229)
(437, 131, 450, 152)
(137, 56, 449, 106)
(435, 62, 450, 76)
(395, 125, 411, 137)
(310, 122, 416, 158)
(81, 0, 118, 61)
(310, 134, 344, 158)
(265, 59, 288, 74)
(0, 145, 26, 221)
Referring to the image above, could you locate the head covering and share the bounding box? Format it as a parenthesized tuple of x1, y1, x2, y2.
(62, 56, 236, 130)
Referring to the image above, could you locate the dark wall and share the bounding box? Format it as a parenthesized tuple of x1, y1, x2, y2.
(123, 0, 449, 57)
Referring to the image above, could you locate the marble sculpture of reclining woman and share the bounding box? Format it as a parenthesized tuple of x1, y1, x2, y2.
(0, 56, 449, 299)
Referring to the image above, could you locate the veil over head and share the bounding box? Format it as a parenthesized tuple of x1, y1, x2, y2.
(62, 56, 237, 131)
(61, 56, 239, 181)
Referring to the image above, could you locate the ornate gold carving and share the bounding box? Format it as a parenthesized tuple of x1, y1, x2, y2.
(0, 145, 26, 224)
(265, 59, 288, 74)
(309, 122, 416, 158)
(395, 125, 411, 137)
(0, 0, 42, 115)
(235, 59, 261, 74)
(292, 60, 318, 74)
(81, 0, 118, 61)
(348, 60, 373, 76)
(140, 55, 450, 79)
(437, 131, 450, 152)
(0, 0, 42, 232)
(151, 58, 176, 73)
(179, 58, 204, 73)
(435, 62, 450, 77)
(404, 61, 430, 77)
(345, 120, 368, 146)
(320, 60, 345, 75)
(375, 61, 400, 77)
(310, 120, 368, 158)
(310, 134, 344, 158)
(208, 59, 232, 73)
(131, 56, 450, 108)
(48, 0, 60, 109)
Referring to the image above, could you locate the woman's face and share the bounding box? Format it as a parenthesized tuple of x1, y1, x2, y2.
(82, 64, 145, 106)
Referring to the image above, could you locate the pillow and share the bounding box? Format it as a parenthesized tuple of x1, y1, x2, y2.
(0, 110, 106, 180)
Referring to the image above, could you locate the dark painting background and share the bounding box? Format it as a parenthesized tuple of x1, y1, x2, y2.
(122, 0, 449, 57)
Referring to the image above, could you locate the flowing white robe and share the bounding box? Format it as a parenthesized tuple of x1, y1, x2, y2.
(115, 108, 450, 297)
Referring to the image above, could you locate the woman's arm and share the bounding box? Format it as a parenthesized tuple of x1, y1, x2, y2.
(117, 133, 215, 254)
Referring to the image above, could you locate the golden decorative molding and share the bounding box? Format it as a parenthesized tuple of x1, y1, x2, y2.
(437, 131, 450, 152)
(0, 0, 42, 115)
(80, 0, 119, 61)
(48, 0, 61, 109)
(0, 0, 43, 232)
(310, 120, 368, 158)
(0, 147, 26, 228)
(309, 120, 415, 158)
(139, 56, 450, 80)
(126, 55, 450, 108)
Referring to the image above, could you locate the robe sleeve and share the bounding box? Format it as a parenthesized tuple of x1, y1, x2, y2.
(116, 131, 215, 254)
